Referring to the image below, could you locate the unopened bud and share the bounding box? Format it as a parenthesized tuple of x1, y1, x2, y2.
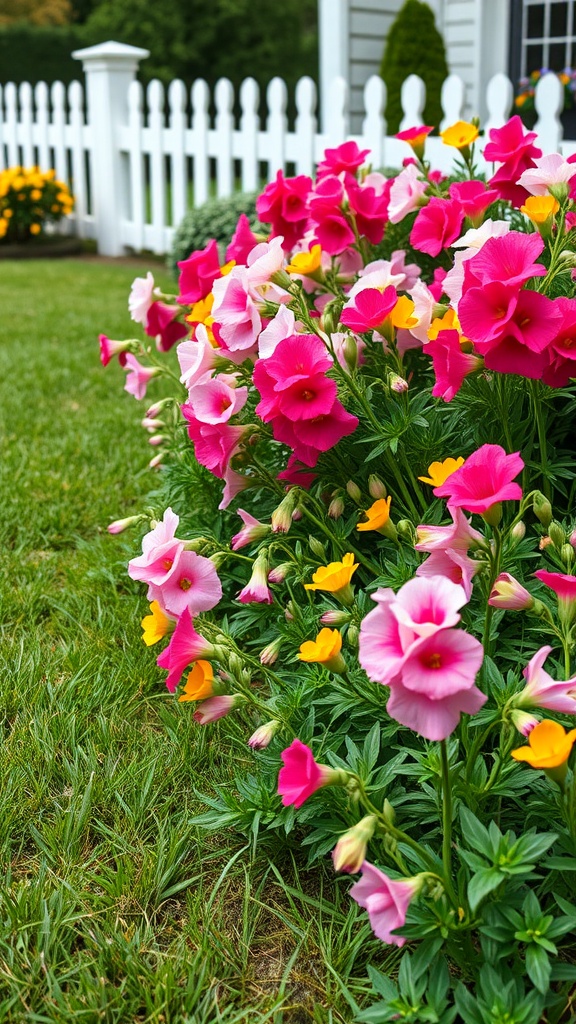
(268, 562, 293, 584)
(342, 333, 359, 371)
(209, 551, 228, 569)
(397, 519, 415, 541)
(141, 417, 164, 431)
(332, 815, 378, 873)
(549, 521, 566, 550)
(309, 536, 327, 560)
(320, 609, 351, 626)
(510, 709, 539, 736)
(533, 492, 553, 528)
(322, 299, 344, 336)
(148, 434, 166, 446)
(228, 653, 244, 677)
(146, 397, 172, 419)
(562, 543, 575, 567)
(285, 600, 297, 622)
(511, 521, 526, 542)
(107, 514, 145, 535)
(248, 720, 280, 749)
(328, 495, 345, 519)
(389, 372, 408, 393)
(260, 637, 283, 665)
(149, 452, 164, 469)
(570, 528, 576, 549)
(368, 475, 387, 500)
(271, 490, 299, 533)
(346, 481, 362, 504)
(347, 625, 359, 648)
(382, 799, 396, 826)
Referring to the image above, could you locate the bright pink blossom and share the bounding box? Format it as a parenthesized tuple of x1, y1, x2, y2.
(123, 354, 160, 400)
(99, 334, 130, 368)
(426, 328, 482, 401)
(488, 573, 534, 610)
(340, 286, 397, 333)
(517, 645, 576, 715)
(534, 570, 576, 616)
(433, 444, 523, 514)
(485, 116, 542, 207)
(156, 608, 215, 692)
(346, 175, 391, 245)
(316, 140, 370, 178)
(226, 213, 259, 265)
(185, 375, 248, 425)
(231, 509, 270, 550)
(148, 549, 222, 617)
(178, 239, 221, 304)
(410, 197, 463, 257)
(349, 863, 420, 947)
(256, 169, 312, 250)
(278, 738, 343, 807)
(449, 180, 498, 221)
(145, 301, 188, 352)
(211, 266, 262, 352)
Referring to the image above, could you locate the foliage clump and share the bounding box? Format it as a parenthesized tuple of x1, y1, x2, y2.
(168, 191, 264, 275)
(380, 0, 449, 134)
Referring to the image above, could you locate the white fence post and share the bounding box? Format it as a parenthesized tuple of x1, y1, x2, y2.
(72, 40, 149, 256)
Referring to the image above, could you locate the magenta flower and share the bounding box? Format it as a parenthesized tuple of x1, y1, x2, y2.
(156, 608, 215, 692)
(426, 328, 482, 402)
(193, 695, 238, 724)
(349, 862, 421, 947)
(123, 354, 160, 400)
(340, 286, 398, 333)
(148, 550, 222, 618)
(226, 213, 259, 265)
(449, 180, 498, 221)
(256, 169, 312, 250)
(534, 570, 576, 623)
(316, 140, 370, 178)
(145, 301, 188, 352)
(178, 239, 221, 304)
(484, 116, 542, 173)
(516, 645, 576, 715)
(346, 175, 391, 245)
(410, 196, 463, 257)
(99, 334, 130, 368)
(433, 444, 523, 515)
(488, 573, 534, 610)
(463, 232, 546, 289)
(278, 738, 346, 808)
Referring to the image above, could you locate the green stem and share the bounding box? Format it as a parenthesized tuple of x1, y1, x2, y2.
(440, 740, 458, 906)
(530, 380, 551, 499)
(483, 526, 502, 656)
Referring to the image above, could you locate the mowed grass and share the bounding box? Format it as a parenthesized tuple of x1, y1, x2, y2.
(0, 258, 392, 1023)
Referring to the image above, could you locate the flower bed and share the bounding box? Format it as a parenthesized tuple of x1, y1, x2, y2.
(99, 118, 576, 1018)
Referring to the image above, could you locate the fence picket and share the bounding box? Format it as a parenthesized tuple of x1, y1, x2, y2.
(191, 79, 210, 207)
(34, 82, 50, 171)
(239, 77, 260, 192)
(484, 73, 514, 139)
(19, 82, 34, 167)
(214, 77, 234, 198)
(5, 84, 18, 166)
(126, 79, 145, 252)
(440, 74, 466, 130)
(400, 75, 425, 132)
(266, 77, 288, 178)
(294, 76, 317, 177)
(362, 75, 386, 170)
(69, 80, 88, 235)
(147, 79, 167, 254)
(535, 72, 564, 152)
(168, 78, 187, 228)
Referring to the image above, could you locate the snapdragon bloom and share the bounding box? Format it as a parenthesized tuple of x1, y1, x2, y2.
(433, 444, 523, 515)
(516, 645, 576, 715)
(349, 863, 421, 947)
(278, 738, 347, 808)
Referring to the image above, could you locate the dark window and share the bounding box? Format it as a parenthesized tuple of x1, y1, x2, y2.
(527, 3, 545, 36)
(550, 2, 569, 36)
(510, 0, 576, 77)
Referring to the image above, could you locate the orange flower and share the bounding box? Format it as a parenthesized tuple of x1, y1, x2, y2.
(141, 600, 173, 646)
(178, 660, 215, 702)
(357, 497, 393, 535)
(298, 628, 345, 672)
(512, 720, 576, 783)
(286, 244, 323, 277)
(304, 552, 359, 605)
(427, 308, 460, 340)
(520, 195, 560, 225)
(418, 457, 465, 488)
(440, 121, 479, 150)
(390, 296, 418, 329)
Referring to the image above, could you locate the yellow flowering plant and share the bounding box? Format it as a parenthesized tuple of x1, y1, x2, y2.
(0, 165, 74, 244)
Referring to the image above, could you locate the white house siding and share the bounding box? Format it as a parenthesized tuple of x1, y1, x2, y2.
(349, 0, 404, 129)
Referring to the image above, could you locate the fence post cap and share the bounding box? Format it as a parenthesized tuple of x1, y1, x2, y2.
(72, 40, 150, 67)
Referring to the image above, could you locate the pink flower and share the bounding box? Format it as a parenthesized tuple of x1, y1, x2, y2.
(433, 444, 523, 515)
(309, 178, 356, 254)
(248, 720, 279, 749)
(178, 239, 221, 303)
(193, 695, 238, 724)
(316, 141, 370, 178)
(518, 152, 576, 196)
(415, 507, 484, 553)
(156, 608, 215, 692)
(387, 164, 429, 223)
(185, 375, 248, 425)
(258, 305, 296, 359)
(123, 354, 160, 400)
(99, 334, 130, 368)
(256, 169, 312, 250)
(226, 213, 259, 265)
(211, 266, 262, 352)
(346, 175, 391, 245)
(426, 329, 482, 402)
(534, 570, 576, 621)
(148, 550, 222, 617)
(488, 573, 534, 610)
(416, 547, 479, 600)
(145, 301, 188, 352)
(128, 272, 155, 326)
(543, 297, 576, 387)
(516, 645, 576, 715)
(462, 231, 546, 289)
(238, 551, 273, 604)
(449, 180, 498, 222)
(277, 454, 318, 489)
(177, 330, 218, 389)
(278, 738, 345, 807)
(349, 863, 420, 947)
(385, 670, 486, 741)
(483, 115, 542, 173)
(182, 411, 246, 479)
(128, 508, 183, 585)
(340, 286, 398, 333)
(231, 509, 270, 550)
(410, 197, 463, 257)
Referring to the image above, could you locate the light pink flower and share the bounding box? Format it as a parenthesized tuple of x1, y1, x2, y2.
(211, 266, 262, 352)
(231, 509, 270, 550)
(185, 375, 248, 425)
(278, 738, 344, 807)
(128, 508, 182, 585)
(387, 164, 428, 224)
(350, 259, 406, 297)
(156, 608, 215, 692)
(177, 328, 218, 389)
(433, 444, 523, 514)
(238, 551, 273, 604)
(518, 152, 576, 196)
(193, 695, 238, 724)
(123, 355, 160, 400)
(389, 575, 467, 638)
(389, 248, 421, 290)
(258, 304, 296, 359)
(245, 235, 286, 287)
(516, 645, 576, 714)
(416, 546, 479, 600)
(488, 573, 534, 610)
(349, 862, 420, 947)
(386, 671, 486, 741)
(148, 550, 222, 617)
(415, 506, 484, 553)
(128, 271, 155, 325)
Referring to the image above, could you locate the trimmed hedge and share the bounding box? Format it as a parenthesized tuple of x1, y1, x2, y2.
(0, 25, 90, 86)
(380, 0, 449, 135)
(168, 192, 264, 277)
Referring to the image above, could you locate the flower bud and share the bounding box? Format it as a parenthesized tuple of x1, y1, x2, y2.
(259, 637, 283, 665)
(570, 528, 576, 549)
(107, 514, 145, 534)
(510, 709, 539, 736)
(549, 521, 566, 550)
(533, 492, 553, 528)
(342, 333, 359, 371)
(488, 573, 534, 610)
(332, 815, 378, 873)
(328, 495, 345, 519)
(397, 519, 415, 541)
(141, 417, 164, 431)
(148, 434, 167, 446)
(149, 452, 165, 469)
(389, 372, 409, 393)
(285, 601, 297, 621)
(320, 609, 351, 626)
(368, 475, 387, 500)
(511, 521, 526, 543)
(309, 536, 327, 560)
(382, 799, 396, 826)
(271, 490, 299, 533)
(268, 562, 293, 584)
(146, 397, 172, 419)
(347, 625, 359, 648)
(562, 543, 575, 567)
(248, 720, 280, 750)
(346, 481, 362, 504)
(228, 653, 244, 677)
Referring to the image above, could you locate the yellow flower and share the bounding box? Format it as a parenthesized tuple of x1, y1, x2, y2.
(418, 457, 465, 487)
(219, 259, 235, 277)
(298, 627, 344, 672)
(520, 195, 560, 225)
(178, 660, 215, 701)
(440, 121, 479, 149)
(141, 600, 172, 646)
(511, 719, 576, 773)
(304, 553, 359, 602)
(0, 219, 7, 238)
(31, 189, 42, 201)
(390, 296, 417, 329)
(357, 496, 392, 532)
(427, 308, 460, 340)
(286, 244, 323, 277)
(29, 223, 41, 235)
(185, 293, 214, 324)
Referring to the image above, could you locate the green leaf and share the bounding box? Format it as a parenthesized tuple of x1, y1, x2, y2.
(513, 832, 557, 864)
(545, 855, 576, 871)
(367, 966, 397, 1002)
(453, 983, 484, 1024)
(459, 806, 493, 858)
(525, 944, 551, 994)
(467, 868, 503, 912)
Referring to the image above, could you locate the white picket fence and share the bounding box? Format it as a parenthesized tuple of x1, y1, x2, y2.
(1, 41, 575, 257)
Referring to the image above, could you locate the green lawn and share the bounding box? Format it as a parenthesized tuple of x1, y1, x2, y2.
(0, 258, 389, 1023)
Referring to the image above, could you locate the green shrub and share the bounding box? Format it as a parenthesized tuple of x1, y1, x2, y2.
(0, 25, 91, 86)
(168, 191, 264, 276)
(380, 0, 449, 135)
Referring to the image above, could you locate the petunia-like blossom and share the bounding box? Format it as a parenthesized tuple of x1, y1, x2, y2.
(410, 196, 463, 257)
(488, 573, 534, 610)
(316, 140, 370, 178)
(147, 549, 222, 617)
(231, 509, 270, 550)
(256, 169, 312, 250)
(123, 354, 160, 401)
(511, 719, 576, 774)
(433, 443, 523, 516)
(415, 506, 484, 553)
(156, 608, 217, 692)
(185, 375, 248, 426)
(178, 239, 221, 304)
(178, 660, 215, 702)
(385, 667, 486, 740)
(534, 570, 576, 624)
(346, 174, 391, 245)
(226, 213, 259, 265)
(515, 645, 576, 715)
(128, 271, 155, 325)
(193, 695, 239, 724)
(518, 152, 576, 197)
(418, 457, 465, 488)
(211, 266, 262, 352)
(277, 738, 347, 808)
(448, 180, 498, 223)
(387, 164, 429, 224)
(238, 551, 273, 604)
(349, 862, 421, 947)
(340, 286, 397, 333)
(258, 304, 296, 360)
(396, 125, 433, 160)
(440, 121, 478, 149)
(357, 497, 393, 534)
(415, 547, 479, 601)
(484, 115, 542, 175)
(145, 301, 188, 352)
(128, 508, 183, 585)
(304, 552, 358, 601)
(426, 329, 483, 400)
(462, 231, 546, 290)
(177, 329, 218, 390)
(99, 334, 132, 368)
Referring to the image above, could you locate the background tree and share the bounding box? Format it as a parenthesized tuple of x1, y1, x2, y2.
(0, 0, 70, 26)
(380, 0, 449, 134)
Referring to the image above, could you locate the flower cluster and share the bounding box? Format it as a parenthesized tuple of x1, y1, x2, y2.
(516, 67, 576, 114)
(0, 166, 74, 243)
(100, 119, 576, 1009)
